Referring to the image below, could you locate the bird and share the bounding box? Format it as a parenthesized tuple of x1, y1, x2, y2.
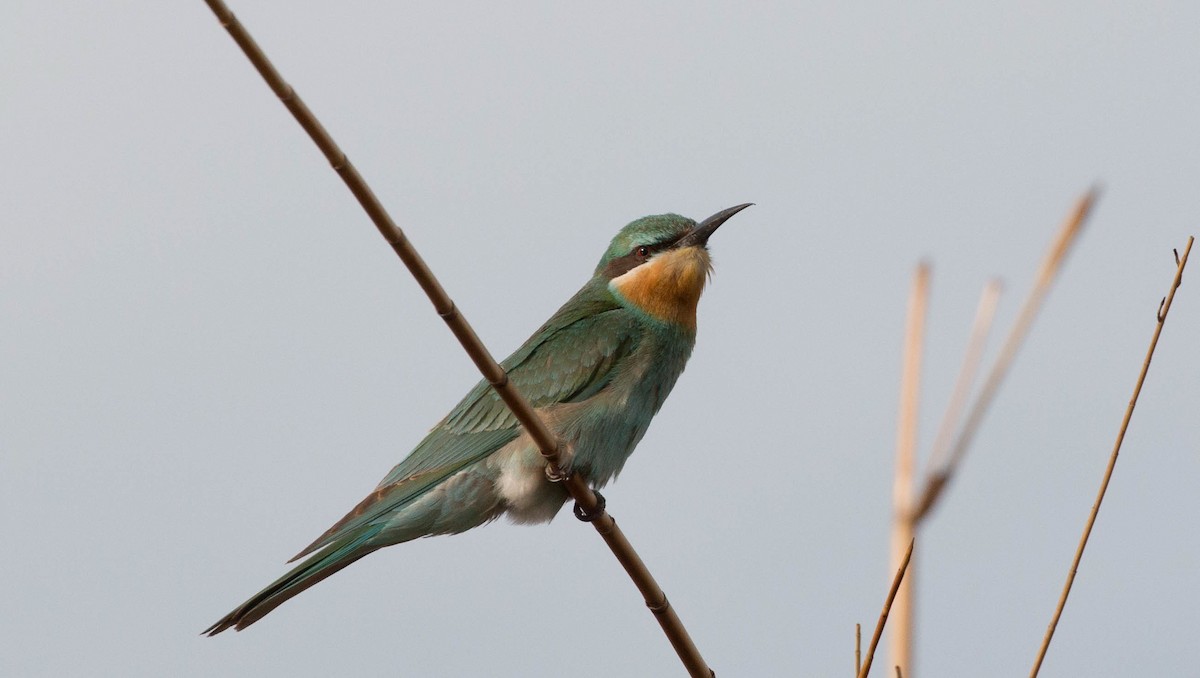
(204, 203, 751, 635)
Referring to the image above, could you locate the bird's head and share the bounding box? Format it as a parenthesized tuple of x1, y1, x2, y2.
(595, 204, 751, 330)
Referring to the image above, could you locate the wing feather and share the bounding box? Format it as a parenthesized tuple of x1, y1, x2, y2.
(291, 284, 638, 560)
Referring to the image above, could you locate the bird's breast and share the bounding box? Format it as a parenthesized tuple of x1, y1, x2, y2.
(608, 247, 712, 330)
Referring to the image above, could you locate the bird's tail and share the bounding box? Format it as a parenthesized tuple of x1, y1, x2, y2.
(203, 524, 383, 635)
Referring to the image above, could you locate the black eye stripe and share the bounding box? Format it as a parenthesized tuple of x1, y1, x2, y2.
(602, 232, 690, 280)
(602, 250, 647, 279)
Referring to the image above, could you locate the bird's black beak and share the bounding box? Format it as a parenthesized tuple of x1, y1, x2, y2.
(677, 203, 753, 249)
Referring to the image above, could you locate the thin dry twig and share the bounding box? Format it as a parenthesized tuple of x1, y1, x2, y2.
(856, 623, 862, 677)
(1029, 236, 1193, 677)
(889, 263, 929, 675)
(860, 538, 915, 678)
(913, 190, 1098, 521)
(200, 2, 712, 675)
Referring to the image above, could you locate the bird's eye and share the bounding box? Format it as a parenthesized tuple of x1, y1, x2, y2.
(636, 246, 650, 258)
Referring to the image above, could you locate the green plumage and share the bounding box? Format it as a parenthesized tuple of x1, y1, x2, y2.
(205, 207, 746, 635)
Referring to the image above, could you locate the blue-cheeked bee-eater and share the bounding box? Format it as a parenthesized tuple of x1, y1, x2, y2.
(204, 203, 752, 634)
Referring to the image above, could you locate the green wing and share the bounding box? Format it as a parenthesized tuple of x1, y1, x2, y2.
(291, 284, 638, 560)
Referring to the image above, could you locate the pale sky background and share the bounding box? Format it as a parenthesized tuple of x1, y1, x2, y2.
(3, 2, 1198, 676)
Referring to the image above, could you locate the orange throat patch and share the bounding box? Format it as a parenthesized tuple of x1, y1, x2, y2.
(609, 246, 712, 329)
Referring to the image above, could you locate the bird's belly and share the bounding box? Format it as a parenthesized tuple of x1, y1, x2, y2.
(489, 438, 568, 524)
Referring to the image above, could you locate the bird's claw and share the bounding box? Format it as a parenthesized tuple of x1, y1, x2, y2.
(573, 490, 606, 522)
(544, 464, 569, 483)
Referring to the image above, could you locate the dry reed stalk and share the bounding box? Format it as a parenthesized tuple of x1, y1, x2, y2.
(200, 2, 712, 675)
(888, 263, 929, 676)
(888, 280, 1002, 675)
(1029, 236, 1193, 677)
(924, 280, 1004, 478)
(888, 193, 1094, 674)
(914, 191, 1098, 518)
(860, 539, 915, 678)
(856, 623, 862, 676)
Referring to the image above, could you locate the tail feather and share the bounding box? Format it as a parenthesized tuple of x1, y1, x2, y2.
(203, 525, 382, 635)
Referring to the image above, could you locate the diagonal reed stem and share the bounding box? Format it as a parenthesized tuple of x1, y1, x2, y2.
(889, 195, 1089, 674)
(1029, 236, 1193, 677)
(200, 2, 712, 675)
(906, 280, 1003, 524)
(860, 538, 915, 678)
(925, 279, 1004, 475)
(913, 190, 1098, 521)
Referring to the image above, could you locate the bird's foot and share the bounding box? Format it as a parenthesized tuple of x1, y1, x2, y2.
(573, 490, 606, 522)
(544, 463, 569, 483)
